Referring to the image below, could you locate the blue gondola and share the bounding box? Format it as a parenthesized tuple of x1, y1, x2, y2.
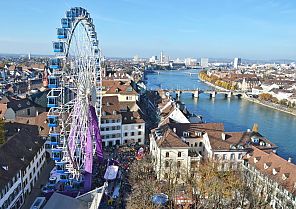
(48, 76, 59, 89)
(61, 18, 71, 28)
(50, 133, 60, 146)
(47, 96, 58, 108)
(55, 161, 66, 173)
(59, 174, 69, 183)
(50, 58, 61, 69)
(52, 150, 61, 161)
(53, 42, 64, 53)
(57, 28, 68, 39)
(48, 115, 58, 127)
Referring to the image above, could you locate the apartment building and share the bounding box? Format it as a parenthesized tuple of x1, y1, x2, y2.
(0, 123, 46, 209)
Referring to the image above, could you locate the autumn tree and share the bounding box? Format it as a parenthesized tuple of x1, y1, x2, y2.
(259, 93, 272, 101)
(0, 119, 5, 144)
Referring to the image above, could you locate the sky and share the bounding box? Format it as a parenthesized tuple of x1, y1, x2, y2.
(0, 0, 296, 60)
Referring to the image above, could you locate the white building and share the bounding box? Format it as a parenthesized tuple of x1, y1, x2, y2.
(200, 58, 209, 68)
(100, 95, 145, 147)
(184, 58, 197, 67)
(149, 56, 158, 63)
(100, 96, 122, 147)
(234, 57, 241, 69)
(150, 123, 278, 181)
(0, 123, 46, 209)
(243, 146, 296, 208)
(121, 111, 145, 144)
(149, 125, 201, 181)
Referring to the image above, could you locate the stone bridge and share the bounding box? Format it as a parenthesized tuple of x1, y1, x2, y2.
(160, 88, 246, 99)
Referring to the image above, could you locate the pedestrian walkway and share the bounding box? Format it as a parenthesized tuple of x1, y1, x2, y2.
(21, 160, 54, 209)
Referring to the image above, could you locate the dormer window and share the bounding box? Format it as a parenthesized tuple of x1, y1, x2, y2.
(113, 110, 116, 115)
(264, 162, 271, 169)
(282, 173, 290, 180)
(106, 102, 110, 106)
(102, 111, 106, 116)
(273, 167, 280, 175)
(183, 131, 189, 137)
(254, 157, 261, 164)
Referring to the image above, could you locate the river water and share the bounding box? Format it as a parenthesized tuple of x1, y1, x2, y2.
(145, 69, 296, 161)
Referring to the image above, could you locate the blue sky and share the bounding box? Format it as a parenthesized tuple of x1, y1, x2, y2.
(0, 0, 295, 59)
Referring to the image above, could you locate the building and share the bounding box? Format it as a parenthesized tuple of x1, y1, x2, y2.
(149, 56, 158, 63)
(184, 58, 197, 67)
(0, 96, 45, 121)
(150, 122, 278, 180)
(100, 96, 122, 147)
(121, 111, 145, 144)
(234, 57, 241, 69)
(149, 124, 201, 181)
(200, 58, 209, 68)
(243, 147, 296, 208)
(160, 51, 164, 64)
(100, 96, 145, 147)
(0, 123, 46, 209)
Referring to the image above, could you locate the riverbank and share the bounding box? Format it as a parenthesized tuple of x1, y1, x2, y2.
(244, 97, 296, 116)
(198, 75, 296, 116)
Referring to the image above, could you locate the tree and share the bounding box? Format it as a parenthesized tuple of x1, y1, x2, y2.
(259, 93, 272, 101)
(0, 119, 5, 144)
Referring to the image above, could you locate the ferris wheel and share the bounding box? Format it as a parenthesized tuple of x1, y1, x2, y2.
(46, 7, 103, 192)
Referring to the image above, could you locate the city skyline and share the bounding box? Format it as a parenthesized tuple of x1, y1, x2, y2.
(0, 0, 296, 60)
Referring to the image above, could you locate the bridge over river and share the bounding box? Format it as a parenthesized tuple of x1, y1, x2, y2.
(158, 88, 246, 99)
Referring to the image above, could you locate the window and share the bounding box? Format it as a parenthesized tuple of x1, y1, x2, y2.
(165, 161, 169, 168)
(138, 125, 141, 129)
(238, 153, 242, 159)
(177, 161, 181, 168)
(223, 154, 227, 160)
(138, 131, 142, 135)
(164, 173, 168, 179)
(199, 142, 203, 147)
(131, 132, 135, 136)
(215, 154, 219, 160)
(124, 132, 128, 137)
(166, 152, 169, 157)
(176, 172, 180, 178)
(27, 108, 31, 116)
(138, 138, 141, 143)
(178, 152, 181, 157)
(230, 154, 235, 160)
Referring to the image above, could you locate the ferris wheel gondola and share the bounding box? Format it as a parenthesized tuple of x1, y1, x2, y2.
(45, 7, 103, 194)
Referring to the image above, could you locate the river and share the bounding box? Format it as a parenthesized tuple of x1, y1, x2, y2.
(145, 69, 296, 161)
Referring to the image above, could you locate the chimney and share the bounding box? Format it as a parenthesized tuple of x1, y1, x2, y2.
(247, 129, 251, 133)
(173, 128, 176, 133)
(221, 132, 226, 140)
(288, 157, 292, 163)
